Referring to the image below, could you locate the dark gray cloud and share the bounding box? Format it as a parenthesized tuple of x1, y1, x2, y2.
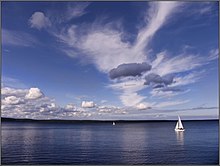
(161, 87, 182, 92)
(144, 73, 174, 86)
(153, 84, 165, 89)
(190, 106, 218, 110)
(109, 62, 151, 79)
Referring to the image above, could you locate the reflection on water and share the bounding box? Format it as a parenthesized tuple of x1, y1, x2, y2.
(121, 124, 149, 164)
(21, 129, 36, 162)
(2, 121, 218, 164)
(175, 131, 184, 145)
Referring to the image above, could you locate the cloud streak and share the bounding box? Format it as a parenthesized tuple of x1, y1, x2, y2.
(2, 29, 38, 47)
(134, 1, 181, 52)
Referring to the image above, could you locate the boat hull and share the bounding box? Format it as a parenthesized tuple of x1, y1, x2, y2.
(175, 129, 185, 131)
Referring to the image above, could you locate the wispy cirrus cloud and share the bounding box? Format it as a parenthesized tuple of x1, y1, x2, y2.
(26, 1, 218, 109)
(155, 100, 189, 108)
(65, 2, 90, 20)
(150, 52, 204, 77)
(2, 76, 28, 89)
(133, 1, 182, 53)
(150, 88, 190, 98)
(2, 29, 39, 47)
(208, 48, 219, 61)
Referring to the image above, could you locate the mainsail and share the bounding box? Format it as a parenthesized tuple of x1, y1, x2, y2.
(175, 116, 185, 131)
(178, 116, 184, 129)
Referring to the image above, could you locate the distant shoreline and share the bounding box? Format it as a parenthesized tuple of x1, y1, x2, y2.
(1, 117, 218, 123)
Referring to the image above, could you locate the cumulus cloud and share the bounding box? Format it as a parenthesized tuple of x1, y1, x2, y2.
(2, 87, 28, 97)
(2, 96, 23, 105)
(25, 88, 44, 99)
(48, 103, 56, 109)
(109, 62, 151, 79)
(65, 103, 76, 110)
(29, 12, 51, 30)
(1, 86, 94, 120)
(81, 101, 95, 108)
(136, 103, 152, 110)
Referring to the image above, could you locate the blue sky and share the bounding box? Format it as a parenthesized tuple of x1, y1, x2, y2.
(1, 1, 219, 120)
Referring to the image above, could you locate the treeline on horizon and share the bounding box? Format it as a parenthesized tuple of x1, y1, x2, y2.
(1, 117, 218, 123)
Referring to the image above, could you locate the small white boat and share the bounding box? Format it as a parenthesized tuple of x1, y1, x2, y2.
(175, 116, 185, 131)
(112, 122, 115, 125)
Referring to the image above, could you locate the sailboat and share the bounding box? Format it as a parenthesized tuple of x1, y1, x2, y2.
(112, 122, 115, 125)
(175, 116, 185, 131)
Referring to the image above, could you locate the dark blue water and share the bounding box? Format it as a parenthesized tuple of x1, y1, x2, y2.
(1, 120, 219, 164)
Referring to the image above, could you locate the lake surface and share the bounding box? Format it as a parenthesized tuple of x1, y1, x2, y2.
(1, 120, 219, 164)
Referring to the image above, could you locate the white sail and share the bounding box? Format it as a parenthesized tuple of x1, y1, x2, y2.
(175, 116, 185, 131)
(175, 121, 178, 129)
(178, 116, 184, 129)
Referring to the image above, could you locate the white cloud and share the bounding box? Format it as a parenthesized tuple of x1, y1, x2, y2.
(25, 88, 44, 99)
(2, 87, 28, 97)
(2, 96, 23, 105)
(29, 12, 51, 30)
(81, 101, 95, 108)
(2, 76, 27, 89)
(55, 1, 182, 74)
(170, 71, 204, 87)
(120, 92, 146, 107)
(197, 2, 214, 15)
(79, 29, 144, 72)
(155, 100, 189, 108)
(108, 79, 146, 107)
(136, 102, 152, 110)
(134, 1, 181, 52)
(2, 29, 38, 47)
(208, 48, 218, 61)
(151, 51, 165, 69)
(151, 52, 204, 76)
(22, 2, 216, 109)
(51, 2, 186, 107)
(48, 103, 56, 109)
(65, 103, 75, 110)
(1, 86, 94, 120)
(150, 88, 190, 98)
(66, 2, 89, 20)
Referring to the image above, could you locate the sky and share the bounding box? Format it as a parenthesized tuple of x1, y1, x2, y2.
(1, 1, 219, 120)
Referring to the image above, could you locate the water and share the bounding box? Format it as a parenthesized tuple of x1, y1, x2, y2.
(1, 120, 219, 164)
